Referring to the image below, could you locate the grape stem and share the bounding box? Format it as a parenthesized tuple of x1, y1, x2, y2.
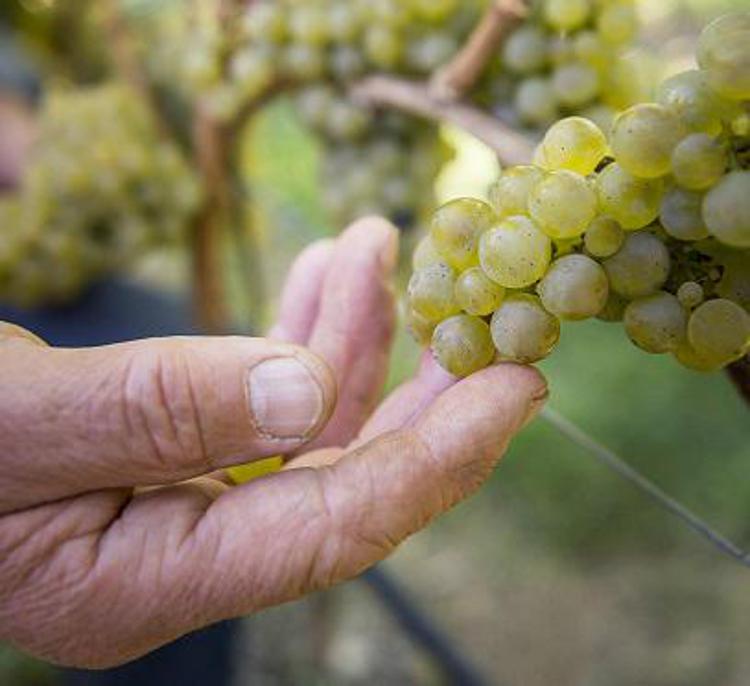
(727, 356, 750, 407)
(350, 76, 534, 165)
(430, 0, 530, 102)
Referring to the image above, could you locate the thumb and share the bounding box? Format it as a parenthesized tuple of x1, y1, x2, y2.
(0, 330, 336, 513)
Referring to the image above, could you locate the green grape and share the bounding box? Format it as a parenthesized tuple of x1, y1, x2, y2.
(697, 11, 750, 101)
(547, 35, 575, 66)
(408, 262, 461, 322)
(596, 163, 664, 230)
(702, 171, 750, 249)
(406, 307, 436, 346)
(677, 281, 704, 310)
(243, 2, 287, 43)
(288, 5, 329, 46)
(671, 133, 727, 191)
(528, 170, 598, 240)
(597, 2, 638, 45)
(717, 252, 750, 311)
(515, 78, 559, 128)
(295, 85, 335, 129)
(330, 46, 366, 80)
(364, 25, 403, 68)
(325, 100, 371, 140)
(479, 216, 552, 289)
(431, 314, 495, 378)
(490, 294, 561, 364)
(597, 291, 629, 323)
(581, 104, 617, 134)
(328, 2, 363, 42)
(574, 31, 610, 71)
(538, 116, 608, 176)
(584, 216, 625, 258)
(657, 70, 735, 136)
(610, 104, 686, 179)
(282, 44, 325, 80)
(552, 63, 600, 108)
(488, 166, 543, 219)
(688, 298, 750, 364)
(503, 26, 548, 75)
(455, 267, 505, 316)
(660, 187, 709, 242)
(537, 254, 609, 320)
(407, 33, 459, 73)
(603, 231, 671, 299)
(413, 0, 459, 23)
(674, 342, 726, 373)
(368, 0, 411, 28)
(624, 291, 687, 354)
(543, 0, 590, 31)
(602, 51, 654, 111)
(430, 198, 495, 271)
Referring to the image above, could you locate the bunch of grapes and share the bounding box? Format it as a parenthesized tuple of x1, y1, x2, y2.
(407, 11, 749, 378)
(0, 85, 200, 307)
(482, 0, 646, 132)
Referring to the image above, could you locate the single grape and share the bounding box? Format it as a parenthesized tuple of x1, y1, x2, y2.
(412, 234, 443, 270)
(660, 187, 709, 242)
(537, 254, 610, 320)
(539, 117, 608, 176)
(597, 2, 639, 45)
(674, 342, 726, 373)
(288, 5, 329, 46)
(697, 11, 750, 101)
(574, 31, 609, 71)
(603, 231, 671, 299)
(688, 298, 750, 363)
(488, 166, 543, 219)
(407, 262, 461, 321)
(677, 281, 705, 310)
(671, 133, 727, 191)
(596, 163, 664, 230)
(544, 0, 590, 31)
(490, 294, 561, 364)
(455, 267, 505, 317)
(479, 216, 552, 289)
(657, 70, 735, 136)
(717, 252, 750, 311)
(503, 26, 548, 75)
(584, 216, 625, 258)
(407, 33, 459, 73)
(515, 78, 559, 128)
(611, 104, 686, 179)
(528, 170, 598, 240)
(581, 104, 617, 134)
(243, 2, 287, 43)
(406, 307, 437, 346)
(431, 314, 496, 378)
(624, 291, 687, 354)
(552, 63, 600, 108)
(364, 25, 403, 68)
(430, 198, 496, 271)
(413, 0, 459, 23)
(702, 171, 750, 248)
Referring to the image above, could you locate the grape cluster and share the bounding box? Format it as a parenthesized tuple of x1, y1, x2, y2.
(483, 0, 645, 132)
(0, 85, 200, 307)
(407, 11, 749, 378)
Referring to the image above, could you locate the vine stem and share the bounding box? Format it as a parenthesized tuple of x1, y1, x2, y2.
(541, 406, 750, 567)
(431, 0, 529, 102)
(350, 76, 535, 166)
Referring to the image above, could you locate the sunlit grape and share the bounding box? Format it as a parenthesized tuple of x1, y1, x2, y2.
(408, 262, 461, 321)
(584, 216, 625, 258)
(431, 315, 495, 377)
(596, 163, 664, 230)
(455, 267, 505, 317)
(431, 198, 496, 271)
(539, 117, 608, 176)
(490, 294, 561, 364)
(543, 0, 590, 31)
(671, 133, 727, 191)
(488, 166, 543, 219)
(537, 254, 609, 320)
(528, 170, 598, 240)
(702, 171, 750, 248)
(697, 11, 750, 101)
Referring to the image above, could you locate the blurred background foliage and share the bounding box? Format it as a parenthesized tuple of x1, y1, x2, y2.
(0, 0, 748, 684)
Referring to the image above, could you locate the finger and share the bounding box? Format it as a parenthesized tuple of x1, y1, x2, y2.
(305, 217, 399, 448)
(0, 321, 47, 346)
(268, 239, 336, 344)
(0, 336, 336, 513)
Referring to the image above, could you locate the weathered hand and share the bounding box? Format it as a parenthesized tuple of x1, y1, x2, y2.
(0, 218, 547, 669)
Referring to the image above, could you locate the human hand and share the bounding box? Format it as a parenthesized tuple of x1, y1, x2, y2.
(0, 219, 547, 668)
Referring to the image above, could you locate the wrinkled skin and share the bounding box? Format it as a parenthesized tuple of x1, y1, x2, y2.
(0, 219, 547, 669)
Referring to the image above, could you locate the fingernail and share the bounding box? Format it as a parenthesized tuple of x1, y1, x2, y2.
(522, 386, 549, 429)
(247, 357, 326, 440)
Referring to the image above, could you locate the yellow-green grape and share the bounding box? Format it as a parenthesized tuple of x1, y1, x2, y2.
(552, 63, 599, 108)
(717, 253, 750, 311)
(584, 216, 625, 258)
(368, 0, 411, 28)
(455, 267, 506, 316)
(660, 187, 709, 242)
(602, 51, 654, 111)
(528, 170, 598, 240)
(674, 342, 726, 373)
(596, 2, 638, 45)
(574, 31, 609, 71)
(406, 307, 437, 346)
(228, 456, 285, 485)
(408, 262, 460, 321)
(515, 78, 559, 128)
(325, 100, 371, 140)
(603, 231, 670, 299)
(365, 25, 402, 68)
(610, 104, 686, 179)
(430, 198, 495, 271)
(230, 47, 275, 99)
(597, 291, 629, 323)
(289, 5, 329, 46)
(657, 70, 735, 137)
(431, 315, 495, 378)
(677, 281, 705, 310)
(407, 33, 459, 72)
(581, 104, 617, 134)
(596, 163, 664, 230)
(697, 11, 750, 101)
(543, 0, 590, 31)
(548, 35, 575, 66)
(624, 292, 688, 354)
(413, 0, 459, 23)
(671, 134, 728, 191)
(488, 166, 543, 219)
(328, 1, 363, 42)
(479, 216, 552, 289)
(539, 117, 608, 176)
(282, 44, 325, 80)
(412, 234, 443, 270)
(490, 294, 561, 364)
(688, 298, 750, 364)
(702, 171, 750, 248)
(537, 254, 609, 320)
(243, 2, 287, 43)
(502, 25, 548, 75)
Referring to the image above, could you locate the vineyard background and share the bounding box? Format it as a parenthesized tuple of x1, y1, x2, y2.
(1, 0, 749, 684)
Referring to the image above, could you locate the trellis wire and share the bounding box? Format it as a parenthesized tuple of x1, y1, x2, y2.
(541, 406, 750, 568)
